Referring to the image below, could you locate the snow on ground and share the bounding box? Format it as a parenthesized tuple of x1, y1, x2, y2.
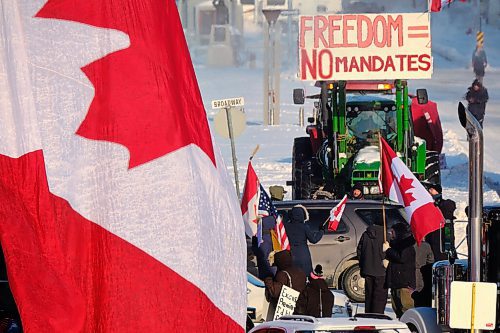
(189, 1, 500, 258)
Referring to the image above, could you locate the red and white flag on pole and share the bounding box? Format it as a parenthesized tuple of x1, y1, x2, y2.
(379, 138, 444, 244)
(241, 161, 260, 238)
(275, 215, 290, 250)
(328, 195, 348, 232)
(430, 0, 465, 12)
(0, 1, 245, 332)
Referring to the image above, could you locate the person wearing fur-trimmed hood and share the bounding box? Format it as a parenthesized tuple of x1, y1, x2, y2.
(284, 205, 324, 277)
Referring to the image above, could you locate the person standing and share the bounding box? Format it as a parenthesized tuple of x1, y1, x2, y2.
(357, 223, 387, 314)
(425, 183, 456, 261)
(465, 79, 489, 127)
(412, 240, 434, 307)
(264, 250, 306, 321)
(212, 0, 229, 25)
(295, 264, 334, 318)
(384, 223, 416, 319)
(472, 45, 487, 82)
(285, 205, 324, 277)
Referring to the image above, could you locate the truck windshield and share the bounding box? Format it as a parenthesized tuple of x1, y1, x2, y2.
(347, 110, 397, 143)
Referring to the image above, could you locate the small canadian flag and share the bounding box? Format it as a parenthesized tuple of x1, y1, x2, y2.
(379, 138, 444, 244)
(328, 195, 348, 232)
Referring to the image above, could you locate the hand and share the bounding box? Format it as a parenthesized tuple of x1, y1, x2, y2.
(383, 259, 389, 268)
(383, 241, 390, 252)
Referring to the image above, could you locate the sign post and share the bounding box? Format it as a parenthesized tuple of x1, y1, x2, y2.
(212, 97, 246, 199)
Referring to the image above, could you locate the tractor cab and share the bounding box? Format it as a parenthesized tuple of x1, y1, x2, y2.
(290, 80, 437, 200)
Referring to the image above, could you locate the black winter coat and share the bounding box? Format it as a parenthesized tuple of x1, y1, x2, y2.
(295, 278, 334, 318)
(285, 208, 324, 277)
(466, 87, 489, 122)
(264, 250, 307, 303)
(427, 197, 456, 261)
(385, 236, 416, 290)
(357, 225, 386, 277)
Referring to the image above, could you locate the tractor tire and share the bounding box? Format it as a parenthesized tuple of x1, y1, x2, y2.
(292, 137, 313, 200)
(342, 264, 365, 303)
(424, 151, 441, 185)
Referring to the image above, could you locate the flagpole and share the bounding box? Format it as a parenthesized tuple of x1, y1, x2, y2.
(249, 145, 260, 161)
(379, 134, 387, 243)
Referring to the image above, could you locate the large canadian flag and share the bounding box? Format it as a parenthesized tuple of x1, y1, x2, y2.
(0, 1, 245, 332)
(379, 138, 444, 244)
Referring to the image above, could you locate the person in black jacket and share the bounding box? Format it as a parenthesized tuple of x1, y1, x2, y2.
(295, 264, 334, 318)
(465, 79, 489, 127)
(384, 223, 416, 319)
(425, 183, 456, 261)
(264, 250, 307, 321)
(284, 205, 324, 277)
(357, 224, 387, 314)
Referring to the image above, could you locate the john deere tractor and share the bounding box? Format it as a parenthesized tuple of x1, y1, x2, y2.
(290, 80, 440, 200)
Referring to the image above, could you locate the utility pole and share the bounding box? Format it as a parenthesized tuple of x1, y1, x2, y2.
(262, 9, 282, 125)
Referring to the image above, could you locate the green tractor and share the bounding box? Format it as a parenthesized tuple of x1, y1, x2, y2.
(290, 80, 441, 200)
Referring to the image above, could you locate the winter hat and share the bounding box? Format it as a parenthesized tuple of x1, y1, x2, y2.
(291, 204, 309, 223)
(428, 183, 442, 194)
(310, 264, 323, 280)
(391, 222, 411, 239)
(352, 183, 363, 192)
(270, 185, 287, 201)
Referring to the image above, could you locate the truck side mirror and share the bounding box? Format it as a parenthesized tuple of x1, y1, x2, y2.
(293, 88, 305, 105)
(416, 89, 428, 104)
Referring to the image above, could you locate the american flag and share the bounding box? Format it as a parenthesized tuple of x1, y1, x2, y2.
(258, 185, 289, 250)
(258, 184, 277, 218)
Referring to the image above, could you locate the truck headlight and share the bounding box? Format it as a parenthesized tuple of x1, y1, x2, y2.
(370, 186, 380, 194)
(363, 186, 370, 195)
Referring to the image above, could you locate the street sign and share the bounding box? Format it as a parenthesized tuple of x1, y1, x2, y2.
(214, 108, 246, 139)
(280, 9, 299, 16)
(298, 13, 433, 80)
(211, 97, 245, 109)
(476, 31, 484, 47)
(449, 281, 497, 330)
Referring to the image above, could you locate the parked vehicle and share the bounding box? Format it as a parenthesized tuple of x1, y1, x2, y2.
(273, 199, 408, 303)
(249, 313, 411, 333)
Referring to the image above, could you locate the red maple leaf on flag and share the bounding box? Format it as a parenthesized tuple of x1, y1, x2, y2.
(36, 0, 215, 169)
(397, 174, 417, 207)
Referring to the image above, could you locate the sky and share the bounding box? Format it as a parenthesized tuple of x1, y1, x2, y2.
(187, 0, 500, 257)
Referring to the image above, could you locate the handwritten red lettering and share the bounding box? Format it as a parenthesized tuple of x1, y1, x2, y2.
(357, 15, 373, 48)
(299, 16, 313, 48)
(342, 15, 357, 47)
(318, 49, 333, 79)
(314, 16, 328, 48)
